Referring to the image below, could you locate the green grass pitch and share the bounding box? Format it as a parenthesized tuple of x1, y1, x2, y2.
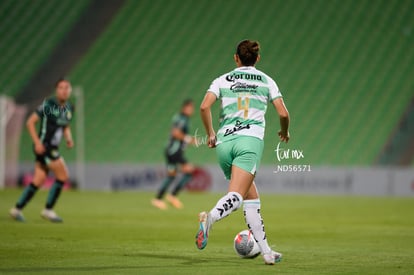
(0, 189, 413, 274)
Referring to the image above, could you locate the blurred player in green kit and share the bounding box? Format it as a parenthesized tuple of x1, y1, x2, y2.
(152, 99, 195, 210)
(9, 79, 74, 223)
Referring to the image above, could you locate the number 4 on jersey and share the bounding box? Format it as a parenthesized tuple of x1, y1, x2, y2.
(237, 96, 250, 119)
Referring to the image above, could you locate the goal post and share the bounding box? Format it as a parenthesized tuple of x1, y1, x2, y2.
(73, 87, 86, 190)
(0, 96, 27, 189)
(0, 96, 7, 189)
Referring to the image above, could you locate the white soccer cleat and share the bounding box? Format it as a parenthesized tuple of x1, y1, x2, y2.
(263, 250, 283, 265)
(9, 207, 25, 222)
(41, 209, 63, 223)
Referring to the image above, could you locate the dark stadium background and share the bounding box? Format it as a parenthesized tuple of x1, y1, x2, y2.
(1, 1, 414, 274)
(1, 0, 413, 192)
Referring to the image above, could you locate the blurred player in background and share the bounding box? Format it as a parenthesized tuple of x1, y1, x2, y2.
(196, 40, 290, 265)
(9, 79, 74, 223)
(151, 99, 195, 210)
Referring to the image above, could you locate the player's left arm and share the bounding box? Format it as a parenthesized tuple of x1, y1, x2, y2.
(272, 98, 290, 143)
(269, 79, 290, 143)
(200, 92, 217, 148)
(63, 126, 74, 148)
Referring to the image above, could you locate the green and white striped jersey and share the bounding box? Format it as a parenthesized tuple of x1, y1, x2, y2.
(207, 66, 282, 144)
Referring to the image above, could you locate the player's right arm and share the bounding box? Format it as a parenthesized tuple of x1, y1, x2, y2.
(26, 113, 45, 154)
(171, 127, 194, 145)
(200, 92, 217, 148)
(272, 98, 290, 143)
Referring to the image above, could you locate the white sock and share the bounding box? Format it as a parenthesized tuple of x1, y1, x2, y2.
(243, 199, 272, 254)
(209, 192, 243, 223)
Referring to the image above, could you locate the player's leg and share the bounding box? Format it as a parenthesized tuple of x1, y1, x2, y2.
(152, 154, 177, 209)
(196, 137, 264, 250)
(156, 168, 176, 200)
(244, 182, 282, 265)
(196, 141, 249, 249)
(167, 162, 194, 209)
(208, 137, 263, 223)
(41, 157, 68, 222)
(10, 162, 47, 221)
(210, 165, 251, 222)
(196, 165, 249, 250)
(152, 169, 175, 210)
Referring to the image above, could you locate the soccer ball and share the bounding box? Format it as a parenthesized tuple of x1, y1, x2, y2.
(233, 230, 261, 258)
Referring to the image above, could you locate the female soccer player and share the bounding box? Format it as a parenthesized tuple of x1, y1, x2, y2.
(151, 99, 195, 210)
(195, 40, 290, 265)
(9, 79, 74, 223)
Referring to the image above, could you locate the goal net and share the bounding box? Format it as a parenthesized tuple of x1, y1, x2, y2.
(0, 96, 28, 188)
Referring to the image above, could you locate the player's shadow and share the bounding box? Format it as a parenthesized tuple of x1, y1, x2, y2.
(0, 252, 246, 273)
(126, 251, 243, 266)
(0, 266, 145, 273)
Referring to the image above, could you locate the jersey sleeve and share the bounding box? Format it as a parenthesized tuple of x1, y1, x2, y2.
(35, 101, 45, 117)
(269, 79, 283, 102)
(207, 77, 220, 98)
(172, 115, 186, 131)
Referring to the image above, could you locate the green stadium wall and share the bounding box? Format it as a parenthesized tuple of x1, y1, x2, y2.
(0, 0, 91, 97)
(15, 0, 414, 165)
